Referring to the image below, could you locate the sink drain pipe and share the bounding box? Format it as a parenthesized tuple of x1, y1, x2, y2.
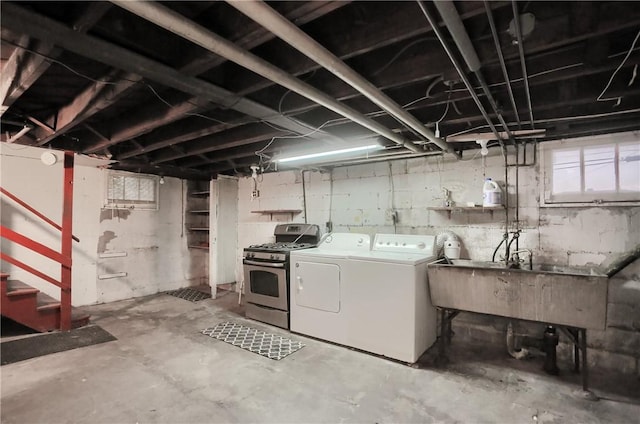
(506, 322, 528, 359)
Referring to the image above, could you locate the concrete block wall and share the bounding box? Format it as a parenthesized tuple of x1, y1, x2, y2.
(1, 144, 204, 306)
(237, 146, 640, 374)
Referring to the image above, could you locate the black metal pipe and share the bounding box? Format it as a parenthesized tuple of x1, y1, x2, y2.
(416, 1, 503, 142)
(430, 0, 512, 142)
(515, 143, 520, 250)
(512, 1, 535, 129)
(505, 230, 519, 264)
(492, 233, 507, 262)
(484, 0, 521, 127)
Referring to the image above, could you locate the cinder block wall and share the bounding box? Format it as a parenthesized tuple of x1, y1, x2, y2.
(1, 144, 205, 305)
(237, 148, 639, 375)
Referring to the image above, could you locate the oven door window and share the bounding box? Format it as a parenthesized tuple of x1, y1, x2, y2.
(249, 270, 280, 297)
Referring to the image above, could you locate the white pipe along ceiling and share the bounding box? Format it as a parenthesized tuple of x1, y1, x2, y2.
(109, 0, 423, 154)
(226, 0, 452, 154)
(3, 1, 638, 178)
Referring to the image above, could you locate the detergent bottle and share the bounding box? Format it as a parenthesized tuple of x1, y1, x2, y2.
(482, 178, 503, 207)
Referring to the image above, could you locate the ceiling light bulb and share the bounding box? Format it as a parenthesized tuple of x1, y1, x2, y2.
(159, 176, 165, 185)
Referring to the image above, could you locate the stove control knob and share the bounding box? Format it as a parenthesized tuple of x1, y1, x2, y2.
(270, 254, 276, 260)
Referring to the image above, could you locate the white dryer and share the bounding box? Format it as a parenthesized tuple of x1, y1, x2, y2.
(345, 234, 439, 363)
(289, 233, 370, 346)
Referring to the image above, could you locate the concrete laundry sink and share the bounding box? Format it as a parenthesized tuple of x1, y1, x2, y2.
(427, 259, 608, 330)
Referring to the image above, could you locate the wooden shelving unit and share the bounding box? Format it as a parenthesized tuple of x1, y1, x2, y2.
(186, 182, 211, 249)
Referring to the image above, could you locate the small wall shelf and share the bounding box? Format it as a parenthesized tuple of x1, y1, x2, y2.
(190, 190, 210, 196)
(189, 227, 210, 231)
(428, 206, 505, 219)
(188, 244, 209, 250)
(188, 209, 210, 214)
(251, 209, 302, 220)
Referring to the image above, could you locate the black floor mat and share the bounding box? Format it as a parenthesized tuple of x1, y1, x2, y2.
(165, 287, 211, 302)
(1, 325, 116, 365)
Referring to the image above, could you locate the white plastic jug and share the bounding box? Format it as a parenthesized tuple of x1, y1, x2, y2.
(483, 178, 503, 207)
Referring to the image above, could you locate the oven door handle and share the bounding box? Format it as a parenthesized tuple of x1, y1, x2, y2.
(243, 259, 286, 268)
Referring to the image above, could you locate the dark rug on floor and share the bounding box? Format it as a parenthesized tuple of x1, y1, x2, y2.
(1, 325, 117, 365)
(166, 287, 211, 302)
(202, 322, 304, 360)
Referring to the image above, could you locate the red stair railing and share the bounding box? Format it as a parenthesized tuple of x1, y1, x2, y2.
(0, 151, 77, 330)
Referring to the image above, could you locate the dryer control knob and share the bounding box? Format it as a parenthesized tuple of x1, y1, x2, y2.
(417, 242, 426, 249)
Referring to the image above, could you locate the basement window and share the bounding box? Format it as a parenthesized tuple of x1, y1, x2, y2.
(541, 132, 640, 206)
(104, 171, 159, 210)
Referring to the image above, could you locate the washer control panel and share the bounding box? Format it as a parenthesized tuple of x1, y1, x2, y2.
(373, 234, 436, 255)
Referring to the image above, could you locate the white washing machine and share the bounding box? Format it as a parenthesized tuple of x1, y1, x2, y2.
(345, 234, 439, 363)
(289, 233, 370, 346)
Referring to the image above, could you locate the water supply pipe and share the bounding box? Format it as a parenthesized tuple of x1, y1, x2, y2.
(109, 0, 422, 154)
(226, 0, 452, 154)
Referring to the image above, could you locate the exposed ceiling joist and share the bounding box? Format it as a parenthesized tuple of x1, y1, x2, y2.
(1, 3, 341, 148)
(0, 1, 638, 176)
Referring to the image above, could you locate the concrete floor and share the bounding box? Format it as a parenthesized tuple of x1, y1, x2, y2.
(1, 289, 639, 423)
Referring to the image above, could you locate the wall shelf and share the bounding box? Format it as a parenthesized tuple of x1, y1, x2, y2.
(188, 245, 209, 250)
(190, 190, 210, 196)
(189, 227, 210, 231)
(188, 209, 210, 214)
(251, 209, 302, 220)
(428, 206, 505, 219)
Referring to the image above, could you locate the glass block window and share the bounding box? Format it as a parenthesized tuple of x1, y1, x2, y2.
(105, 171, 159, 209)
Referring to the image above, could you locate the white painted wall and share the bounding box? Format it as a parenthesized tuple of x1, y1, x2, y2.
(1, 143, 205, 306)
(236, 143, 639, 373)
(210, 175, 239, 290)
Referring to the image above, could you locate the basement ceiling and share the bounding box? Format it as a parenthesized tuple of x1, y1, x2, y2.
(1, 1, 639, 179)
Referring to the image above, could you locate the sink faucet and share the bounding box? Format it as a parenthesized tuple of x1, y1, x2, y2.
(510, 249, 533, 270)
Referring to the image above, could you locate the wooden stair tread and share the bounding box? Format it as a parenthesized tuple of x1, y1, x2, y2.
(36, 292, 61, 311)
(6, 280, 40, 296)
(2, 276, 91, 330)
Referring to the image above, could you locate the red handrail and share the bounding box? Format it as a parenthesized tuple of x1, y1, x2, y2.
(0, 151, 75, 331)
(0, 252, 64, 288)
(0, 226, 71, 267)
(0, 187, 79, 242)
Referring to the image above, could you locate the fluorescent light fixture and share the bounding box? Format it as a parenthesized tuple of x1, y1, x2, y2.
(276, 144, 382, 164)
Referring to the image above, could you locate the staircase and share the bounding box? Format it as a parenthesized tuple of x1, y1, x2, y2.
(1, 152, 78, 331)
(1, 272, 89, 332)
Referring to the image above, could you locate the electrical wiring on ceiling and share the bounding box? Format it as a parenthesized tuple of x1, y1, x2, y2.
(597, 29, 640, 106)
(1, 37, 332, 143)
(371, 37, 438, 76)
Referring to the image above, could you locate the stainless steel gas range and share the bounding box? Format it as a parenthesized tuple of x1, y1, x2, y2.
(243, 223, 320, 329)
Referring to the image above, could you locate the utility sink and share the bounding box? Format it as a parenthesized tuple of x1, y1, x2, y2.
(427, 259, 608, 330)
